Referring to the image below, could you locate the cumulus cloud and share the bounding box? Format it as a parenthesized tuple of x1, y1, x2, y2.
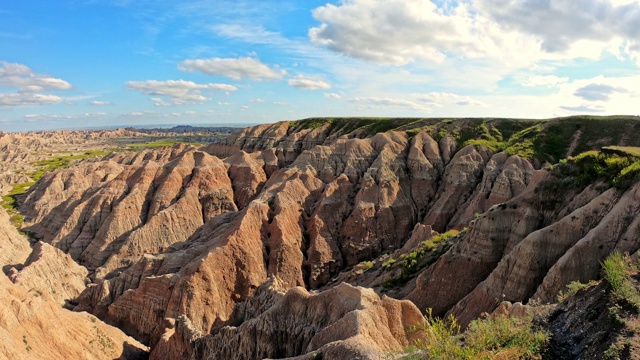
(324, 92, 341, 99)
(89, 100, 112, 106)
(178, 57, 285, 80)
(351, 96, 430, 112)
(415, 92, 486, 107)
(309, 0, 640, 66)
(521, 75, 570, 87)
(288, 75, 330, 90)
(126, 79, 237, 105)
(0, 62, 72, 107)
(478, 0, 640, 54)
(0, 93, 64, 107)
(309, 0, 539, 65)
(560, 104, 606, 113)
(574, 83, 628, 101)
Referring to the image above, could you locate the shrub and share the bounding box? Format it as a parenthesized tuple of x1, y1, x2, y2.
(602, 251, 640, 311)
(409, 309, 549, 359)
(557, 280, 599, 302)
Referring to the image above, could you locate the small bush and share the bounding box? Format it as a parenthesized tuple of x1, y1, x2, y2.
(409, 309, 549, 359)
(557, 280, 599, 302)
(602, 251, 640, 311)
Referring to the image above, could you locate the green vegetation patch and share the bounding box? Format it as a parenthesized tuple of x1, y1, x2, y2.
(558, 150, 640, 189)
(383, 229, 461, 288)
(407, 309, 549, 359)
(557, 280, 599, 302)
(603, 251, 640, 311)
(1, 149, 113, 229)
(603, 146, 640, 158)
(125, 139, 198, 150)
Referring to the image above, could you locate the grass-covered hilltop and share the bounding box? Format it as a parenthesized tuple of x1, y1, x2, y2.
(291, 115, 640, 164)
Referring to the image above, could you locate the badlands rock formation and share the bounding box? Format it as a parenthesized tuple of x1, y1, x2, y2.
(4, 116, 640, 358)
(24, 125, 538, 350)
(0, 208, 148, 360)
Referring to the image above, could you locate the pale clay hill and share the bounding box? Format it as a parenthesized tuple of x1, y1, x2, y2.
(0, 207, 148, 360)
(2, 117, 640, 359)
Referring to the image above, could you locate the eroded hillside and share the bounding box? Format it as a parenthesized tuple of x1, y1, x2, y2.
(3, 116, 640, 359)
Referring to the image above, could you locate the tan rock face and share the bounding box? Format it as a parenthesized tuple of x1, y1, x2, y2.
(0, 208, 31, 270)
(18, 122, 639, 359)
(0, 274, 148, 360)
(151, 281, 424, 360)
(0, 207, 148, 360)
(9, 241, 89, 306)
(21, 126, 543, 352)
(23, 149, 237, 278)
(407, 176, 640, 328)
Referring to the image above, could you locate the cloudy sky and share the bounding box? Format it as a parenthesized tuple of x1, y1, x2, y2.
(1, 0, 640, 131)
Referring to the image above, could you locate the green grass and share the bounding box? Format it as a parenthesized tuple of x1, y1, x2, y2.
(603, 146, 640, 158)
(557, 280, 599, 302)
(126, 139, 198, 150)
(602, 251, 640, 311)
(407, 309, 549, 359)
(1, 149, 114, 229)
(30, 150, 113, 181)
(399, 229, 460, 278)
(382, 230, 461, 289)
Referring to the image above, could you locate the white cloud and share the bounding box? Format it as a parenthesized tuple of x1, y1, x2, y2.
(89, 100, 112, 106)
(0, 93, 64, 107)
(288, 75, 331, 90)
(250, 98, 265, 103)
(0, 62, 72, 91)
(351, 96, 430, 112)
(309, 0, 540, 66)
(23, 112, 109, 121)
(574, 83, 629, 101)
(126, 79, 237, 105)
(324, 92, 341, 99)
(415, 92, 486, 107)
(178, 57, 285, 80)
(560, 104, 606, 113)
(0, 62, 72, 107)
(477, 0, 640, 56)
(521, 75, 570, 87)
(309, 0, 640, 66)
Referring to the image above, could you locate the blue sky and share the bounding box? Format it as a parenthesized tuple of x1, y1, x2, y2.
(1, 0, 640, 131)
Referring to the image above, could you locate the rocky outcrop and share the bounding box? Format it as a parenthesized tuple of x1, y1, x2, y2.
(12, 118, 640, 359)
(0, 208, 31, 271)
(23, 149, 237, 278)
(9, 241, 89, 306)
(407, 177, 640, 328)
(151, 281, 424, 360)
(0, 273, 148, 360)
(0, 206, 147, 360)
(20, 125, 545, 348)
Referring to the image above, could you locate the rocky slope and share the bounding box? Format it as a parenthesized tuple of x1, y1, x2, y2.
(0, 208, 149, 360)
(5, 115, 640, 359)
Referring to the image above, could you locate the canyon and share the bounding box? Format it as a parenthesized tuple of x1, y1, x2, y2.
(2, 116, 640, 359)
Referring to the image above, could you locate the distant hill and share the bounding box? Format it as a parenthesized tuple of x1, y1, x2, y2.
(125, 125, 239, 134)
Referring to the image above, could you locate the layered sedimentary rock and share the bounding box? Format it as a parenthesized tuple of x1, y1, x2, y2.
(0, 208, 31, 269)
(23, 148, 237, 278)
(0, 207, 148, 360)
(0, 273, 148, 360)
(34, 127, 541, 352)
(13, 119, 640, 358)
(152, 280, 424, 360)
(9, 241, 89, 306)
